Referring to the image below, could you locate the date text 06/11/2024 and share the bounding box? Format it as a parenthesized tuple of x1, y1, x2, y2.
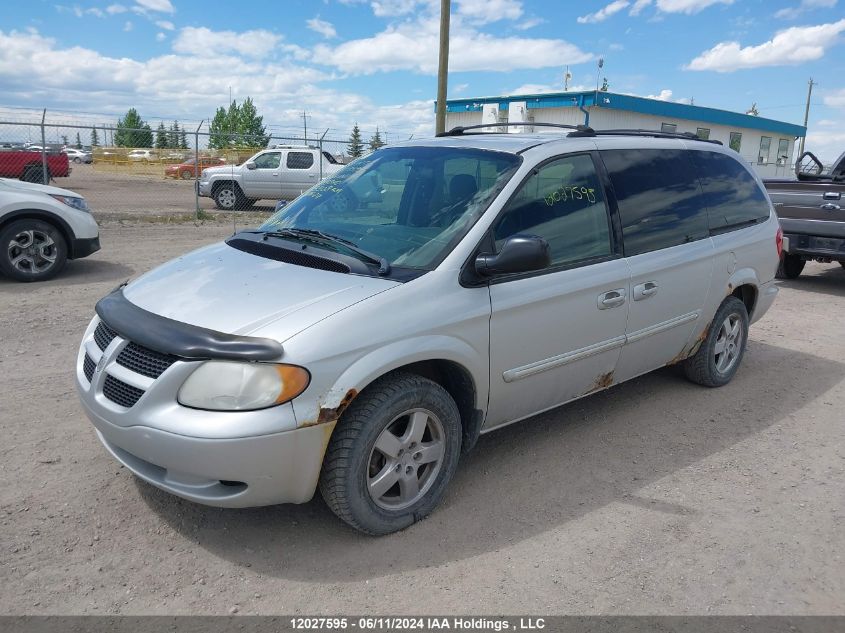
(289, 617, 547, 631)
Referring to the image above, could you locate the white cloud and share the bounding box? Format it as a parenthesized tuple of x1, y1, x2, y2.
(173, 27, 281, 58)
(686, 19, 845, 71)
(156, 32, 166, 41)
(313, 16, 592, 74)
(578, 0, 630, 24)
(805, 129, 845, 162)
(824, 88, 845, 107)
(509, 83, 591, 94)
(655, 0, 733, 13)
(515, 16, 545, 30)
(87, 7, 105, 17)
(134, 0, 174, 12)
(775, 0, 837, 20)
(629, 0, 652, 15)
(123, 21, 133, 31)
(647, 89, 674, 100)
(106, 3, 127, 14)
(456, 0, 523, 24)
(155, 20, 174, 30)
(307, 17, 337, 39)
(370, 0, 431, 17)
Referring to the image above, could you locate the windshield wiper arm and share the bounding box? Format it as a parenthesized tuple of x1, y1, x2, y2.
(261, 228, 391, 275)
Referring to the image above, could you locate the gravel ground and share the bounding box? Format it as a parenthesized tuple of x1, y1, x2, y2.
(0, 221, 843, 615)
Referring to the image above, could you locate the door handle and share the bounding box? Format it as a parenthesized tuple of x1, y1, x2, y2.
(272, 173, 279, 177)
(821, 203, 841, 211)
(823, 192, 841, 200)
(598, 288, 626, 310)
(633, 281, 658, 301)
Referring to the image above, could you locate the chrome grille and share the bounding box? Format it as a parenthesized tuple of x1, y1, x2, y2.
(83, 354, 96, 382)
(94, 321, 118, 351)
(102, 375, 145, 408)
(116, 342, 178, 379)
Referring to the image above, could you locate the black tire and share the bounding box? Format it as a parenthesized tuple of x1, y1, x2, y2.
(73, 157, 82, 164)
(180, 169, 193, 180)
(839, 261, 845, 270)
(0, 218, 68, 282)
(213, 182, 245, 210)
(21, 165, 45, 183)
(683, 296, 749, 388)
(320, 372, 462, 535)
(776, 254, 805, 279)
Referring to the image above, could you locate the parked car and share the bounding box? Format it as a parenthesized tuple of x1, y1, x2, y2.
(64, 148, 93, 164)
(765, 150, 845, 278)
(0, 177, 100, 281)
(127, 149, 158, 162)
(76, 125, 780, 534)
(197, 144, 342, 209)
(164, 157, 226, 180)
(0, 149, 71, 182)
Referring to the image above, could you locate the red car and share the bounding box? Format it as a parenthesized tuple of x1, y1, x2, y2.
(164, 157, 226, 180)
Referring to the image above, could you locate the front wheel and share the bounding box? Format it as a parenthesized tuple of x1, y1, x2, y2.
(180, 169, 193, 180)
(213, 183, 243, 210)
(320, 373, 462, 535)
(683, 296, 749, 388)
(0, 219, 68, 282)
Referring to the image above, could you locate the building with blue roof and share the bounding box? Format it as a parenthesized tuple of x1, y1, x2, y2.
(443, 90, 807, 178)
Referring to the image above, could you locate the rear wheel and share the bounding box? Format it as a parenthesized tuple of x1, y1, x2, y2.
(0, 219, 68, 282)
(776, 254, 805, 279)
(320, 372, 462, 535)
(180, 169, 193, 180)
(683, 296, 749, 388)
(21, 165, 46, 183)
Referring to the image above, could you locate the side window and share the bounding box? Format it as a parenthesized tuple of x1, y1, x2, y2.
(253, 152, 281, 169)
(758, 136, 772, 165)
(776, 139, 790, 166)
(696, 128, 711, 140)
(287, 151, 314, 169)
(601, 149, 708, 256)
(493, 154, 612, 268)
(661, 123, 677, 134)
(690, 151, 770, 232)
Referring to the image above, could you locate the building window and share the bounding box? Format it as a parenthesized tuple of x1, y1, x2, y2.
(696, 128, 711, 140)
(729, 132, 742, 152)
(776, 139, 790, 166)
(661, 123, 677, 134)
(758, 136, 772, 165)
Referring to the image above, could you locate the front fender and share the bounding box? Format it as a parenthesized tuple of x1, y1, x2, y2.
(290, 335, 488, 428)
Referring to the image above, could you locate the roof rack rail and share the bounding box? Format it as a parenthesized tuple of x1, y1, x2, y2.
(437, 122, 595, 137)
(567, 128, 723, 145)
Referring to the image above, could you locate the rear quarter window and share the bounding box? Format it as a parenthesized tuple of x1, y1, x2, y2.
(601, 149, 709, 256)
(690, 150, 771, 233)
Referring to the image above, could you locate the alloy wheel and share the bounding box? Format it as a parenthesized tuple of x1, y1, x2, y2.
(713, 312, 743, 374)
(7, 229, 58, 275)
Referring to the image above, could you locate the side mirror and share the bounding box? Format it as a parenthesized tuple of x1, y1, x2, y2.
(475, 234, 551, 276)
(245, 161, 257, 170)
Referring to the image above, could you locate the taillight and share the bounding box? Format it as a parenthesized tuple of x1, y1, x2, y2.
(776, 226, 783, 258)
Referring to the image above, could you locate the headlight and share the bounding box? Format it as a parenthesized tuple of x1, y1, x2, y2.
(177, 361, 310, 411)
(50, 194, 90, 212)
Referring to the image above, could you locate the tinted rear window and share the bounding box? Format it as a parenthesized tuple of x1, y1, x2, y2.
(690, 150, 770, 232)
(287, 151, 314, 169)
(601, 149, 709, 256)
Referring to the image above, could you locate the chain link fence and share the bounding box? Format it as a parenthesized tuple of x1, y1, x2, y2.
(0, 117, 359, 223)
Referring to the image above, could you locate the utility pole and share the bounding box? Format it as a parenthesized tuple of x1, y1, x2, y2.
(435, 0, 451, 135)
(300, 110, 311, 141)
(797, 78, 816, 159)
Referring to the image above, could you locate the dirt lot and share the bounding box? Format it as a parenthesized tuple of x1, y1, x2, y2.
(1, 221, 843, 615)
(55, 164, 278, 219)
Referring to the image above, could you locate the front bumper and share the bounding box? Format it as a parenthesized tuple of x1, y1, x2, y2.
(80, 397, 334, 507)
(75, 317, 333, 508)
(70, 235, 100, 259)
(197, 180, 211, 197)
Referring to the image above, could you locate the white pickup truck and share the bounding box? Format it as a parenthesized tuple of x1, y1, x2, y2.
(198, 145, 343, 210)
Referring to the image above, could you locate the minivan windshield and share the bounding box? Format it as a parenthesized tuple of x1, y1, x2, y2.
(258, 146, 521, 271)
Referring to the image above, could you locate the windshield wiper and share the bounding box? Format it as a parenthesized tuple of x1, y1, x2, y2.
(260, 228, 391, 275)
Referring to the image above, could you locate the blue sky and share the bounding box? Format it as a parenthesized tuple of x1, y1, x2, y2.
(1, 0, 844, 157)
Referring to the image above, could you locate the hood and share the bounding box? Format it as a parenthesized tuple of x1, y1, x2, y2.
(121, 241, 399, 341)
(202, 164, 240, 176)
(0, 177, 82, 198)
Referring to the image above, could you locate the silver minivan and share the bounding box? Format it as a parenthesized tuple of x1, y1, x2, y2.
(76, 126, 781, 535)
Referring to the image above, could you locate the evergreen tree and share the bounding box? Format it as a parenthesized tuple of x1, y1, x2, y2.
(208, 106, 230, 150)
(90, 127, 100, 147)
(75, 133, 82, 149)
(368, 127, 385, 153)
(180, 128, 188, 150)
(168, 121, 181, 149)
(155, 122, 169, 149)
(114, 108, 153, 147)
(348, 123, 364, 158)
(61, 135, 69, 147)
(237, 98, 268, 147)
